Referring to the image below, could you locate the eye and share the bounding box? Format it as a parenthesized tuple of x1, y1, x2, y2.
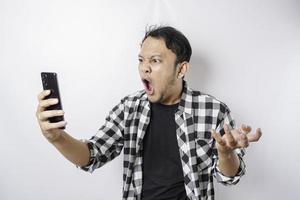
(152, 58, 161, 63)
(138, 58, 143, 63)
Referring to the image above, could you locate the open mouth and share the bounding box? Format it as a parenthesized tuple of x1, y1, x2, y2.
(142, 79, 154, 95)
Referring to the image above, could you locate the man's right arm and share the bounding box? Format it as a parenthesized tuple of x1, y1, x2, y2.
(36, 90, 90, 167)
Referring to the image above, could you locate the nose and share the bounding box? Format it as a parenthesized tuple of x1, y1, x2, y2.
(140, 62, 151, 74)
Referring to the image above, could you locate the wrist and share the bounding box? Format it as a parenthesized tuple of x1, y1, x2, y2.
(45, 130, 64, 144)
(218, 149, 236, 160)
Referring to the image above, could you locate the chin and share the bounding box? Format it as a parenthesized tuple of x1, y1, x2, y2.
(146, 93, 161, 103)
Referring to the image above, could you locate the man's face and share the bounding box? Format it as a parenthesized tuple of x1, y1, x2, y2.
(138, 36, 180, 104)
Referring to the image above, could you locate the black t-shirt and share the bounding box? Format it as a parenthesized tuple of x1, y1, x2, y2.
(142, 102, 188, 200)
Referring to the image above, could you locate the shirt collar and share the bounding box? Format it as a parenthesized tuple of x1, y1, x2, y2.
(178, 80, 194, 115)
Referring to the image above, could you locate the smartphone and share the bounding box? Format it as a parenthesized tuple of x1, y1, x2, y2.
(41, 72, 65, 128)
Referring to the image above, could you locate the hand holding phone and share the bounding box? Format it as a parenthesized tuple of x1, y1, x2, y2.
(40, 72, 65, 129)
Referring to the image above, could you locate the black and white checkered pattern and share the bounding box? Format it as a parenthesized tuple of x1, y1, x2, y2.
(80, 81, 246, 200)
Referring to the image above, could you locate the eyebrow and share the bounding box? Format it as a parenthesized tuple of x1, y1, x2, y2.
(138, 54, 163, 59)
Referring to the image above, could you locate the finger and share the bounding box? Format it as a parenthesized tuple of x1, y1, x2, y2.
(38, 110, 64, 121)
(37, 98, 59, 113)
(211, 129, 226, 146)
(38, 90, 51, 101)
(247, 128, 262, 142)
(47, 121, 67, 129)
(41, 120, 67, 131)
(224, 124, 237, 148)
(241, 124, 252, 134)
(238, 133, 249, 148)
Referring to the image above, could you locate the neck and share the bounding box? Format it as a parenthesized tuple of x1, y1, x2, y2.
(160, 80, 183, 105)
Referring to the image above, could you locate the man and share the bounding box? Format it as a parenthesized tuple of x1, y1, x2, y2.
(36, 26, 262, 200)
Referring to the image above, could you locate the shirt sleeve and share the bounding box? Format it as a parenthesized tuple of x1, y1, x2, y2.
(79, 98, 125, 173)
(212, 104, 246, 185)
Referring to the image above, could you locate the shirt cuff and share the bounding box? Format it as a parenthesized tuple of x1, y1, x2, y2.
(76, 139, 97, 173)
(213, 150, 246, 185)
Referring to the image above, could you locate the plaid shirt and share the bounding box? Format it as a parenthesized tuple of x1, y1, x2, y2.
(80, 81, 246, 200)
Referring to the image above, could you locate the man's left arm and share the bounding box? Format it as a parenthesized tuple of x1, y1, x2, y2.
(211, 123, 262, 183)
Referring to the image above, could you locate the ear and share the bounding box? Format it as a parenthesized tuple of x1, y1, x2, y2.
(177, 62, 189, 79)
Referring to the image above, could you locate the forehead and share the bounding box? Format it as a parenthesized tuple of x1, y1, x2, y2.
(139, 37, 174, 58)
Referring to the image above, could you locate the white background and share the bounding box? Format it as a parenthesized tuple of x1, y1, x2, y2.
(0, 0, 299, 199)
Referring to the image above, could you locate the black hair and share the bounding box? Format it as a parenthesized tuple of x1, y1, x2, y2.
(142, 25, 192, 65)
